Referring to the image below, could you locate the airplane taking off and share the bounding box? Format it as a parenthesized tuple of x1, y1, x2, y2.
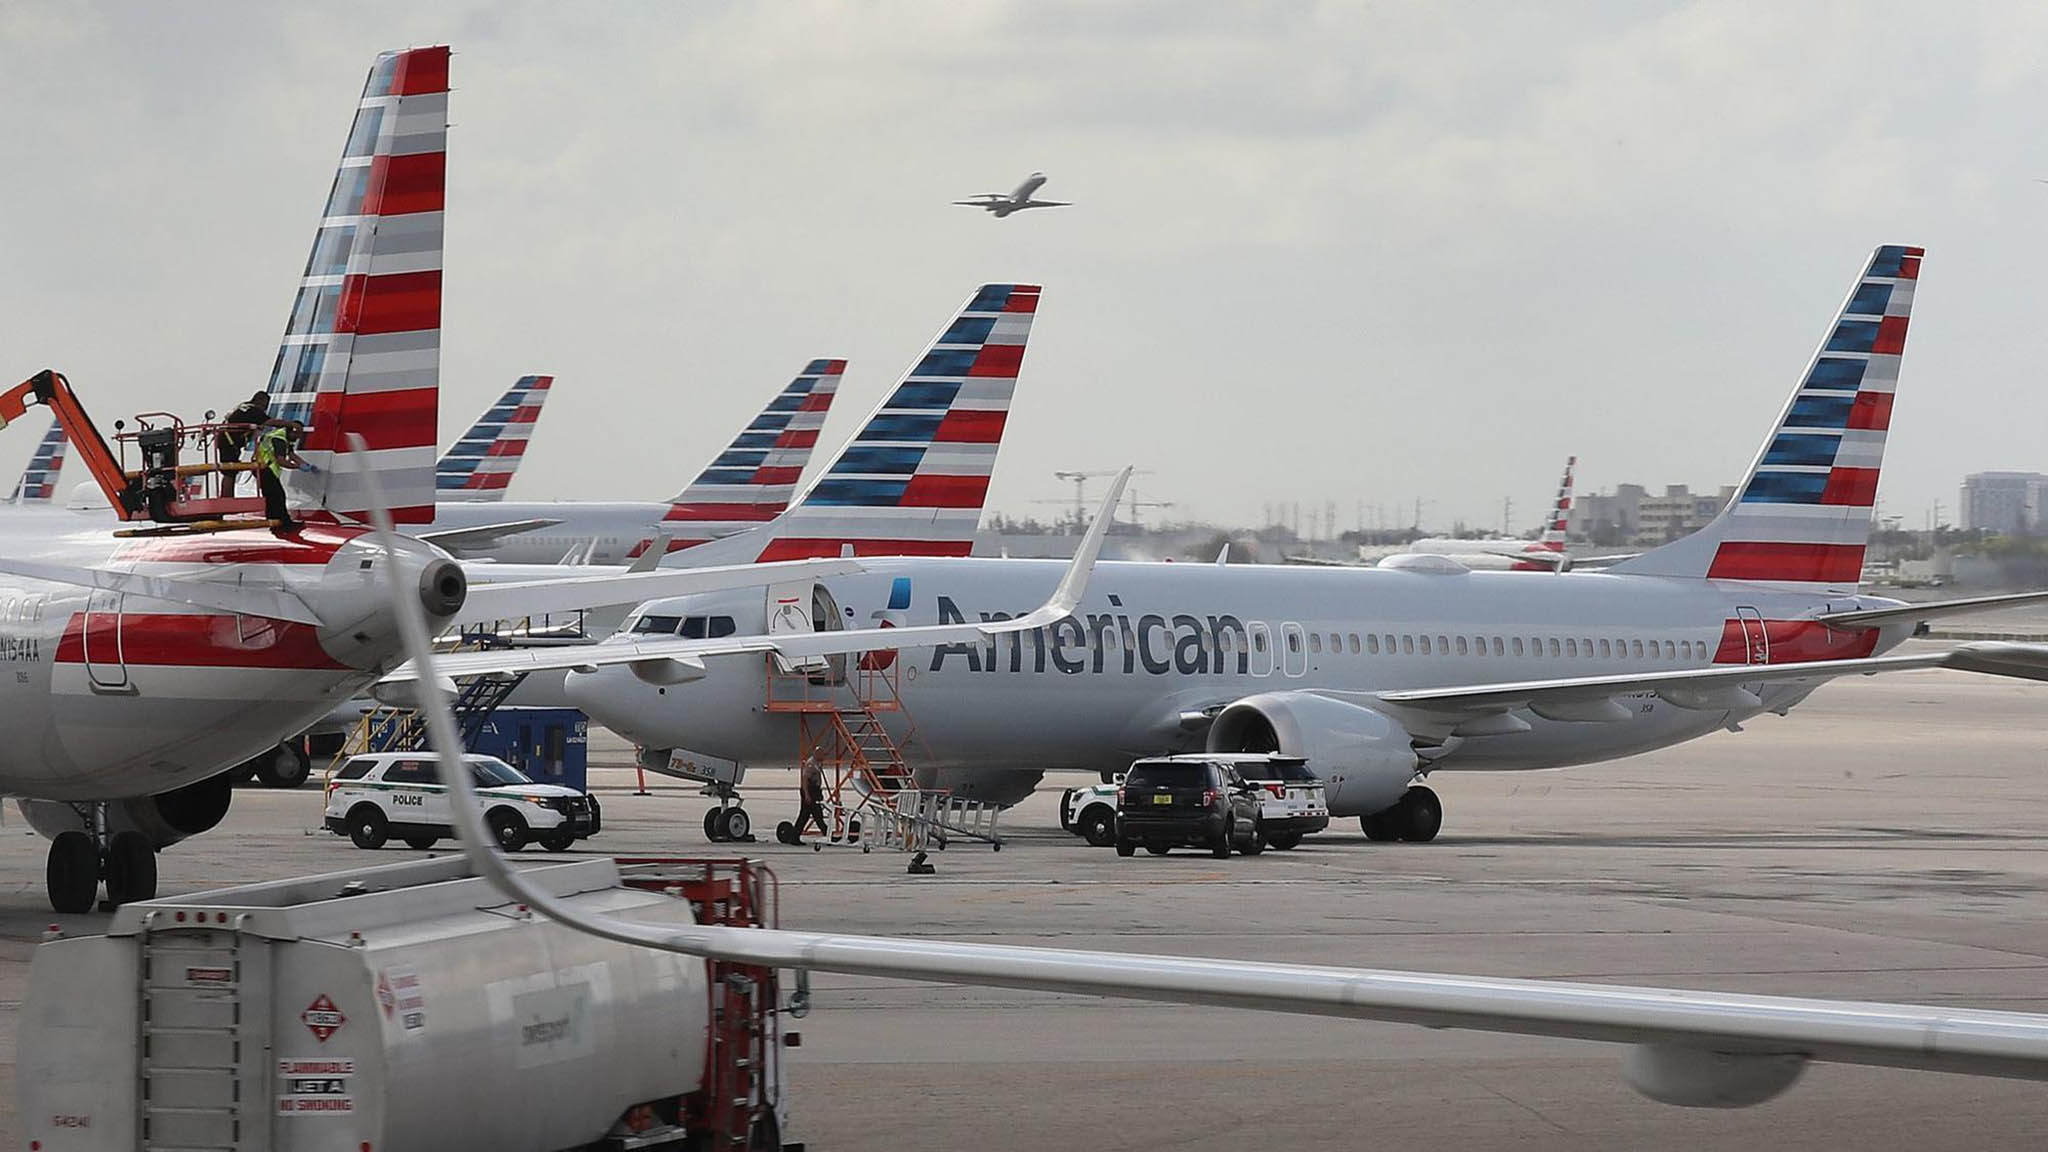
(0, 47, 867, 913)
(545, 245, 2048, 831)
(7, 418, 67, 503)
(434, 374, 554, 501)
(955, 172, 1069, 217)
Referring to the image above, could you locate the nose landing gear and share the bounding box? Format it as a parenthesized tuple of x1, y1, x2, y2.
(701, 785, 755, 844)
(45, 807, 160, 914)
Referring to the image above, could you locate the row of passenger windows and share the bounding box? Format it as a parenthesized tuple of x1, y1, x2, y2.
(1289, 630, 1705, 661)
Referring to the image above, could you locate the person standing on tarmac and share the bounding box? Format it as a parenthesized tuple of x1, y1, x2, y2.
(254, 420, 309, 534)
(795, 757, 828, 839)
(216, 391, 272, 494)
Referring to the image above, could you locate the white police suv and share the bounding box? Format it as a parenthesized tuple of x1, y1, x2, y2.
(323, 752, 600, 853)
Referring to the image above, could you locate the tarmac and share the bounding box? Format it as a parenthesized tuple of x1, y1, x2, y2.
(3, 657, 2048, 1149)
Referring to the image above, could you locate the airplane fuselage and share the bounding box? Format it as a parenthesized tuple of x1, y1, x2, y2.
(567, 559, 1916, 814)
(0, 509, 425, 800)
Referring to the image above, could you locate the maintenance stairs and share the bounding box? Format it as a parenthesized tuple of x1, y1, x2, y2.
(765, 659, 1002, 852)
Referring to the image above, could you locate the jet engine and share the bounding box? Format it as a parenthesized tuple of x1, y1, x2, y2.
(920, 766, 1044, 808)
(20, 771, 235, 850)
(1206, 692, 1418, 816)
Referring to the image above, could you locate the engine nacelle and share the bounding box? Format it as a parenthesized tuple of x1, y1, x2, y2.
(19, 772, 235, 850)
(1207, 692, 1418, 816)
(1622, 1043, 1807, 1108)
(919, 766, 1044, 808)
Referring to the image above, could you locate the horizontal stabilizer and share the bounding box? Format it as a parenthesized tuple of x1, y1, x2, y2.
(417, 518, 561, 552)
(1814, 590, 2048, 629)
(0, 557, 324, 625)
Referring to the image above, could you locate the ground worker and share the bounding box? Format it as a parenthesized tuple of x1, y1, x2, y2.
(216, 391, 271, 494)
(253, 419, 307, 533)
(795, 757, 828, 838)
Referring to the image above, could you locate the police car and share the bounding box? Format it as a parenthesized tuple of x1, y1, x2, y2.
(1063, 753, 1328, 850)
(323, 753, 600, 853)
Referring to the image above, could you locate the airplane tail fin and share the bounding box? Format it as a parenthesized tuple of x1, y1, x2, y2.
(630, 360, 845, 557)
(1535, 456, 1575, 552)
(268, 46, 450, 524)
(1606, 245, 1921, 591)
(714, 284, 1039, 562)
(10, 419, 66, 503)
(435, 375, 554, 502)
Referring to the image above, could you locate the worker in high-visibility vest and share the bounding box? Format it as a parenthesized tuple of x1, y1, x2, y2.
(253, 420, 307, 533)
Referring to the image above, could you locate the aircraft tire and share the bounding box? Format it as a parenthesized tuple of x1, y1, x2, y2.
(704, 808, 728, 842)
(104, 831, 157, 906)
(254, 742, 312, 789)
(47, 831, 99, 914)
(723, 807, 751, 842)
(1398, 786, 1443, 843)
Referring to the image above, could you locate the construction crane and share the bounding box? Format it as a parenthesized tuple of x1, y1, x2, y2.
(1052, 468, 1153, 527)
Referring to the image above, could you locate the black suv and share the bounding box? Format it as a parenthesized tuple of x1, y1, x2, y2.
(1114, 757, 1265, 859)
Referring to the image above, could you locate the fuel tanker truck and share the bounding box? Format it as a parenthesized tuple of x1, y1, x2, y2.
(19, 854, 795, 1151)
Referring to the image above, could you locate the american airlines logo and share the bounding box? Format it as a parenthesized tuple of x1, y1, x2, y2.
(931, 595, 1255, 676)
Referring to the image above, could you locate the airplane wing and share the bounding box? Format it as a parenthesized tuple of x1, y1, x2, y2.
(0, 556, 326, 625)
(1362, 644, 2048, 729)
(383, 468, 1128, 685)
(453, 555, 866, 626)
(354, 447, 2048, 1114)
(1017, 199, 1070, 208)
(416, 518, 561, 552)
(952, 196, 1006, 206)
(1814, 589, 2048, 629)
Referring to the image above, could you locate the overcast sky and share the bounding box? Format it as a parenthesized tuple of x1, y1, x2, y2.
(6, 1, 2047, 534)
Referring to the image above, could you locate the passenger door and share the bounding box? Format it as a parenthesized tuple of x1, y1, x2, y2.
(1735, 606, 1769, 665)
(82, 589, 128, 691)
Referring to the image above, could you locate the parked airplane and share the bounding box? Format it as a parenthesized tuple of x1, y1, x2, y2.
(525, 245, 2048, 832)
(1352, 456, 1578, 571)
(7, 418, 66, 503)
(381, 462, 2048, 1119)
(0, 46, 864, 913)
(955, 172, 1069, 217)
(434, 374, 554, 501)
(424, 282, 1038, 567)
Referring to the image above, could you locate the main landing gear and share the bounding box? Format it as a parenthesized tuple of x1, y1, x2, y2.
(701, 785, 755, 844)
(1360, 785, 1443, 844)
(45, 806, 159, 914)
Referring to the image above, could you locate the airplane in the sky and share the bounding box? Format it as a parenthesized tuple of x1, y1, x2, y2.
(954, 172, 1069, 217)
(7, 418, 66, 504)
(371, 463, 2048, 1123)
(423, 282, 1038, 567)
(434, 374, 554, 501)
(0, 46, 869, 913)
(492, 245, 2048, 833)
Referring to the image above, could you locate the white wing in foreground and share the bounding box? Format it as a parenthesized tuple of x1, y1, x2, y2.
(350, 435, 2048, 1113)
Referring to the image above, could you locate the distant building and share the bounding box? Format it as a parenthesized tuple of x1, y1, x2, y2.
(1573, 483, 1731, 545)
(1960, 472, 2048, 534)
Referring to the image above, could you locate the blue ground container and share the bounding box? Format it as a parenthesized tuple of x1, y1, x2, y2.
(467, 708, 589, 793)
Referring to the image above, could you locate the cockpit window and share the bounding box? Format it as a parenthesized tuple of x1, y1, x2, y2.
(632, 614, 683, 635)
(680, 615, 738, 639)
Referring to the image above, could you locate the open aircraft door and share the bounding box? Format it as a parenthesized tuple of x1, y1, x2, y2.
(82, 588, 128, 691)
(1735, 606, 1769, 665)
(763, 579, 846, 683)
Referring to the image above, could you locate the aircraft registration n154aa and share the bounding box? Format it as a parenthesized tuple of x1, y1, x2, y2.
(429, 244, 2048, 836)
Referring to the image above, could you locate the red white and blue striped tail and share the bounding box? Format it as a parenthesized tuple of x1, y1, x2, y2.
(266, 46, 449, 524)
(1535, 455, 1575, 551)
(10, 419, 66, 503)
(745, 284, 1038, 562)
(1609, 245, 1921, 591)
(435, 375, 553, 502)
(627, 361, 845, 558)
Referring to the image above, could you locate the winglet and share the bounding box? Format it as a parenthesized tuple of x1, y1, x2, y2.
(1006, 465, 1125, 630)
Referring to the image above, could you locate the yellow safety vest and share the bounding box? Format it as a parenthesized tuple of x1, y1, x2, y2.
(254, 427, 291, 477)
